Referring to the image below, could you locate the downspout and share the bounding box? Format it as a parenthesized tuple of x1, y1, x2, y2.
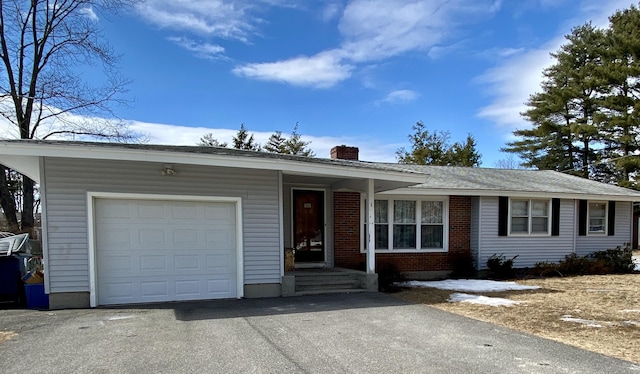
(572, 200, 577, 254)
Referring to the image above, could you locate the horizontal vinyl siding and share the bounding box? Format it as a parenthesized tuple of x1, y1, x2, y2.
(44, 157, 280, 293)
(478, 197, 575, 269)
(575, 201, 632, 256)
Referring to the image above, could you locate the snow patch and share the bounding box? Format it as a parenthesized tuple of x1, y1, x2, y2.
(560, 315, 603, 328)
(449, 293, 521, 307)
(398, 279, 540, 292)
(620, 309, 640, 313)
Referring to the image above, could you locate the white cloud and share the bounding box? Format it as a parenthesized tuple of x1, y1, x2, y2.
(80, 7, 99, 22)
(127, 120, 400, 161)
(135, 1, 258, 42)
(321, 2, 343, 22)
(377, 89, 419, 105)
(167, 37, 225, 59)
(233, 0, 502, 88)
(476, 0, 636, 133)
(232, 50, 354, 88)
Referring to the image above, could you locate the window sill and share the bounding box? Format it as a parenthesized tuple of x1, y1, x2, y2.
(507, 233, 551, 237)
(360, 249, 448, 254)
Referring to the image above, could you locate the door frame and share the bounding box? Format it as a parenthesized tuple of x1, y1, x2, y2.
(87, 191, 244, 307)
(290, 188, 327, 267)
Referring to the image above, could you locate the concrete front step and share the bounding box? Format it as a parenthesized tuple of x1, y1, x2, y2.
(294, 274, 364, 291)
(294, 288, 368, 296)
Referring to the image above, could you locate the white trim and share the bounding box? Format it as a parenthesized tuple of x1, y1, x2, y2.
(87, 192, 244, 307)
(360, 195, 449, 253)
(290, 187, 328, 266)
(507, 198, 552, 237)
(572, 200, 577, 254)
(586, 200, 608, 236)
(39, 157, 50, 294)
(477, 197, 483, 271)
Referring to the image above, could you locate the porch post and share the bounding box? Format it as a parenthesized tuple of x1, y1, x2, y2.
(366, 178, 376, 274)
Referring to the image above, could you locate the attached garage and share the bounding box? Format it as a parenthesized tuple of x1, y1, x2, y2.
(89, 194, 243, 306)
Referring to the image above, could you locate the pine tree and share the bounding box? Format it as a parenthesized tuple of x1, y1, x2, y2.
(232, 124, 260, 151)
(197, 133, 228, 148)
(263, 123, 315, 156)
(397, 121, 481, 166)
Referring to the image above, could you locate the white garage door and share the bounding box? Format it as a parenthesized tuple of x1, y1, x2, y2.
(95, 198, 238, 305)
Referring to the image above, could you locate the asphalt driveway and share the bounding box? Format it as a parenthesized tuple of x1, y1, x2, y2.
(0, 293, 638, 374)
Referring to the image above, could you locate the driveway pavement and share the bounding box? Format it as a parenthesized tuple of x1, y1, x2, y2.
(0, 293, 638, 374)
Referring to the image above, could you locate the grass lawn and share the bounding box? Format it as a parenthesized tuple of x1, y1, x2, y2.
(394, 272, 640, 364)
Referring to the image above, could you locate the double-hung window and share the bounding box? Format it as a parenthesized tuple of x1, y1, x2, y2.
(509, 199, 550, 235)
(363, 197, 448, 252)
(587, 201, 607, 234)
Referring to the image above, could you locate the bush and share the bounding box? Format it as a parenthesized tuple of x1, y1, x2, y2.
(377, 262, 405, 292)
(531, 245, 636, 277)
(589, 245, 636, 274)
(486, 254, 518, 280)
(449, 252, 476, 279)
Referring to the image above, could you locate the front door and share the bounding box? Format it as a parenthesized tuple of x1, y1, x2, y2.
(293, 190, 325, 263)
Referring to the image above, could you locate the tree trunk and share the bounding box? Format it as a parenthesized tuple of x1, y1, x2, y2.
(21, 176, 35, 235)
(0, 165, 19, 233)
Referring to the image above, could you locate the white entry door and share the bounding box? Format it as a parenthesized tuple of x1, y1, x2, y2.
(94, 198, 238, 305)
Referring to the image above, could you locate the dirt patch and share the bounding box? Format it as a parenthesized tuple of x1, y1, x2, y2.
(394, 274, 640, 364)
(0, 331, 17, 343)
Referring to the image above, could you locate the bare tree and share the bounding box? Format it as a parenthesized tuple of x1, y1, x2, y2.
(0, 0, 138, 234)
(493, 154, 526, 169)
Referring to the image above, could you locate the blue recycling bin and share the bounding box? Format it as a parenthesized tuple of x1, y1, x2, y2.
(24, 283, 48, 309)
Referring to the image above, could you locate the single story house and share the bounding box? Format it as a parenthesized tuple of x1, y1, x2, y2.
(1, 140, 639, 309)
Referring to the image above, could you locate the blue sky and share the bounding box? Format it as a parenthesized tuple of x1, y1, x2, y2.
(44, 1, 640, 164)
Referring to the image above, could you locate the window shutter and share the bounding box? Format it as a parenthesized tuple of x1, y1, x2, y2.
(551, 198, 560, 236)
(578, 200, 587, 236)
(498, 196, 508, 236)
(608, 201, 616, 236)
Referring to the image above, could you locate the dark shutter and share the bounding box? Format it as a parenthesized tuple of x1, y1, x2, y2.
(551, 198, 560, 236)
(498, 196, 508, 236)
(608, 201, 616, 236)
(578, 200, 587, 236)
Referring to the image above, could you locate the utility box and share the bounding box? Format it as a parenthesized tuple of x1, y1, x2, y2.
(24, 284, 48, 309)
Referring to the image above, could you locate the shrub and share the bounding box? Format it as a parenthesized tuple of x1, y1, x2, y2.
(486, 254, 518, 280)
(449, 252, 476, 279)
(531, 245, 636, 277)
(589, 245, 635, 274)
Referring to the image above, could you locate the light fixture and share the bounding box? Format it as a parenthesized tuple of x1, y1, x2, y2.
(161, 165, 176, 176)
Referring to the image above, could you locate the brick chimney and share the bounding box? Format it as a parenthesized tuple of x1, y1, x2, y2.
(330, 145, 359, 160)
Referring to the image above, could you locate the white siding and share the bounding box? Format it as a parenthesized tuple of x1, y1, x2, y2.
(575, 201, 632, 256)
(43, 157, 280, 294)
(477, 197, 575, 269)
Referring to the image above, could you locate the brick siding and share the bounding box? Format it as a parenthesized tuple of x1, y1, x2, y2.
(333, 193, 471, 272)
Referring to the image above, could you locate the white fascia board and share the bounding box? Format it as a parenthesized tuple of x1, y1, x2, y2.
(0, 142, 426, 184)
(385, 187, 640, 202)
(0, 155, 41, 183)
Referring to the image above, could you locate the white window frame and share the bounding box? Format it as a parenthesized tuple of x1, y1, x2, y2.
(587, 200, 608, 236)
(360, 196, 449, 253)
(508, 198, 551, 236)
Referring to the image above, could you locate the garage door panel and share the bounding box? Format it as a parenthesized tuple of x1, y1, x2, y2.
(95, 198, 238, 305)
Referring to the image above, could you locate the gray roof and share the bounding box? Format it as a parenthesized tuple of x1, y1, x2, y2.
(389, 164, 640, 199)
(2, 140, 639, 199)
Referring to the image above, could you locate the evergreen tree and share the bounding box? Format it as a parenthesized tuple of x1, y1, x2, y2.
(197, 133, 228, 148)
(263, 123, 315, 156)
(232, 124, 260, 151)
(397, 121, 481, 166)
(504, 24, 606, 179)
